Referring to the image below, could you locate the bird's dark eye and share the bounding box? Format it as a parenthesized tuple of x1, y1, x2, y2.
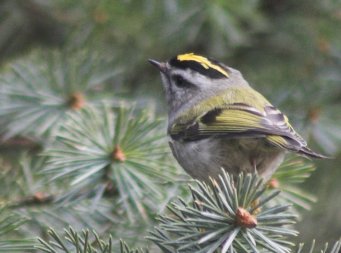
(173, 75, 192, 88)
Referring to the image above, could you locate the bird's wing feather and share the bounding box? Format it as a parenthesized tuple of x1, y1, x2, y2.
(170, 103, 307, 151)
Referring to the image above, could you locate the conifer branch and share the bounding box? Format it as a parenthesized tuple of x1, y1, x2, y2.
(0, 1, 340, 250)
(268, 156, 317, 212)
(36, 227, 148, 253)
(0, 208, 34, 252)
(0, 49, 121, 141)
(149, 171, 298, 253)
(42, 105, 179, 220)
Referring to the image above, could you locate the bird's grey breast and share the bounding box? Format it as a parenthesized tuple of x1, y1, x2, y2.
(169, 136, 253, 181)
(168, 136, 285, 182)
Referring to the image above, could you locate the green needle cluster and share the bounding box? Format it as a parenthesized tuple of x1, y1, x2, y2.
(149, 172, 298, 253)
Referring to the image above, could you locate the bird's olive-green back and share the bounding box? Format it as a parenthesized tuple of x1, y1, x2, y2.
(174, 86, 271, 124)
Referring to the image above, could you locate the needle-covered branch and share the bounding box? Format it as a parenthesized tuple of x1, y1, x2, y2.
(36, 226, 148, 253)
(0, 208, 35, 252)
(267, 156, 317, 213)
(149, 171, 298, 253)
(0, 49, 121, 141)
(42, 105, 179, 220)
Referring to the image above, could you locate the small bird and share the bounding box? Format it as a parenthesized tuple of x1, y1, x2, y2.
(149, 53, 327, 182)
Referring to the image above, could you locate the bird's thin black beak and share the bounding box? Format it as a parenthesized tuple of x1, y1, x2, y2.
(148, 59, 167, 74)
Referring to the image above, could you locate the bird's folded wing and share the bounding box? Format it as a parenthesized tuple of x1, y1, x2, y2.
(170, 103, 307, 151)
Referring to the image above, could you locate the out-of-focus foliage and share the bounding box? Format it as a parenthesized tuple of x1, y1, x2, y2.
(0, 49, 121, 142)
(268, 156, 317, 213)
(0, 208, 34, 252)
(295, 240, 341, 253)
(0, 0, 66, 64)
(0, 0, 340, 251)
(42, 105, 178, 220)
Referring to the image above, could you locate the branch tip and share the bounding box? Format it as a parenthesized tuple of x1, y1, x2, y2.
(308, 107, 321, 123)
(68, 92, 86, 110)
(112, 145, 126, 162)
(268, 178, 280, 189)
(33, 192, 53, 203)
(235, 207, 257, 228)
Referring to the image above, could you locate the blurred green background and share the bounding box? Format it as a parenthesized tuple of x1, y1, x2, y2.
(0, 0, 340, 248)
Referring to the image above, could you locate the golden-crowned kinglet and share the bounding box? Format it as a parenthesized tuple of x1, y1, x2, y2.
(149, 53, 326, 181)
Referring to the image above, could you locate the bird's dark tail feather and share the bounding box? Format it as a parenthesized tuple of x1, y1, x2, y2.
(299, 147, 331, 159)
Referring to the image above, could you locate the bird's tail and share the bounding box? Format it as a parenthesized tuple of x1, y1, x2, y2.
(299, 146, 331, 159)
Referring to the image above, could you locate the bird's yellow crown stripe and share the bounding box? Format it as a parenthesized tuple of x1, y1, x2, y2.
(177, 53, 229, 77)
